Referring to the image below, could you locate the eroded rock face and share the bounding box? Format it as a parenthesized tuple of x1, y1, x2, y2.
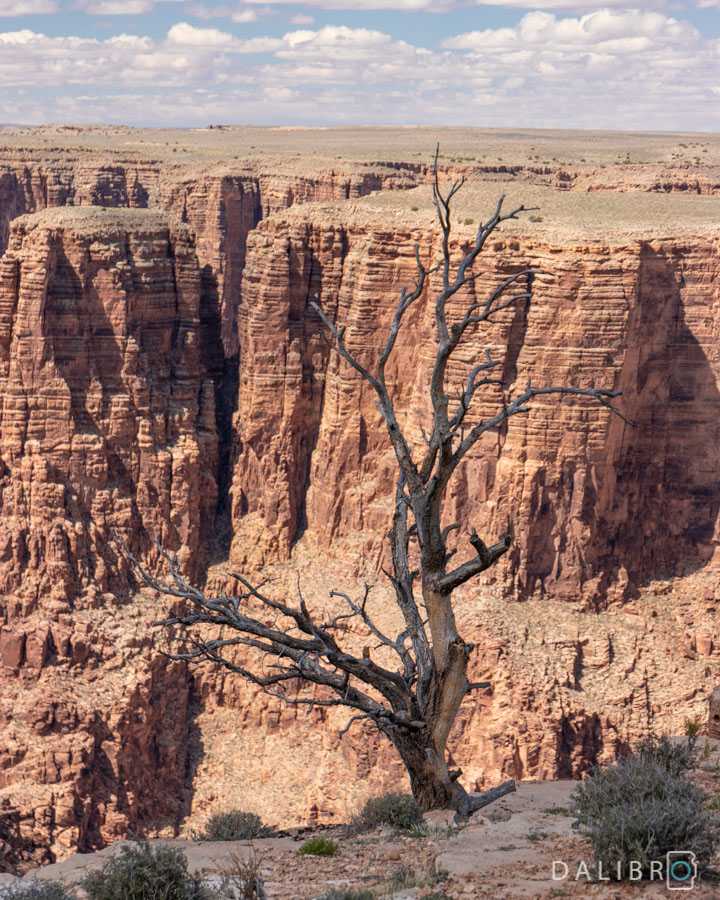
(0, 607, 193, 869)
(0, 146, 720, 869)
(230, 212, 720, 605)
(0, 207, 219, 612)
(0, 207, 217, 868)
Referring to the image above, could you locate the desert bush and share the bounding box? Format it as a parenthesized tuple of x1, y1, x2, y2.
(634, 735, 696, 777)
(81, 841, 208, 900)
(355, 793, 423, 832)
(211, 848, 266, 900)
(196, 812, 266, 842)
(3, 882, 74, 900)
(298, 837, 337, 857)
(571, 754, 719, 880)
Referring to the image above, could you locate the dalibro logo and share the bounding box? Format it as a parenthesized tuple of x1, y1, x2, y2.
(552, 852, 698, 890)
(667, 852, 698, 892)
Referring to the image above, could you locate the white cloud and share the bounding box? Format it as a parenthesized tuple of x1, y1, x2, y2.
(445, 10, 697, 51)
(0, 0, 56, 14)
(290, 13, 314, 24)
(0, 9, 717, 130)
(167, 20, 237, 44)
(167, 20, 281, 49)
(80, 0, 152, 12)
(188, 4, 275, 22)
(247, 0, 454, 8)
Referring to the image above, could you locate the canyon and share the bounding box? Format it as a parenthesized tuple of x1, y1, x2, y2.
(0, 126, 720, 872)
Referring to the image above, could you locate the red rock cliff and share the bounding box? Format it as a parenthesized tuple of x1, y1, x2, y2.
(0, 207, 218, 616)
(229, 204, 720, 606)
(0, 207, 225, 867)
(1, 154, 720, 869)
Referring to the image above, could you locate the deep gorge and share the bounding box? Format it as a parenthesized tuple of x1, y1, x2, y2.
(1, 140, 719, 869)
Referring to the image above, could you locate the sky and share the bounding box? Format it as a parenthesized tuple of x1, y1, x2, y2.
(0, 1, 718, 129)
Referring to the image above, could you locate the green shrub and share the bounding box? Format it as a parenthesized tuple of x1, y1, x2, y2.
(356, 793, 423, 832)
(298, 836, 337, 857)
(634, 735, 695, 777)
(196, 811, 266, 842)
(3, 883, 74, 900)
(571, 755, 719, 881)
(82, 841, 208, 900)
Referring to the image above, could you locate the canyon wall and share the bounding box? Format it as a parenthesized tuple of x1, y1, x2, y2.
(188, 208, 720, 830)
(229, 211, 720, 605)
(0, 145, 719, 870)
(0, 207, 214, 867)
(0, 207, 219, 614)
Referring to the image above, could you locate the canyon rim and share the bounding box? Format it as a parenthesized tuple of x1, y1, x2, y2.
(0, 126, 720, 870)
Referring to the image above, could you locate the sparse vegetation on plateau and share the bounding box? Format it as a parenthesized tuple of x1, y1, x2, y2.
(211, 847, 266, 900)
(81, 841, 209, 900)
(634, 734, 696, 777)
(571, 745, 719, 880)
(2, 883, 74, 900)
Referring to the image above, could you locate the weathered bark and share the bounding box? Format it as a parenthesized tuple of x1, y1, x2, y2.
(390, 725, 516, 817)
(392, 728, 458, 809)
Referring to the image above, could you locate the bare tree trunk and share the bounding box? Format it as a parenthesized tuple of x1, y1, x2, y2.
(391, 727, 458, 810)
(389, 724, 516, 817)
(422, 580, 469, 753)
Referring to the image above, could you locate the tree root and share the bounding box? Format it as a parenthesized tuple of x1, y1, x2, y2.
(454, 779, 517, 821)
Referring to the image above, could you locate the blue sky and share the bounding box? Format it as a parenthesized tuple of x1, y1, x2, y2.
(0, 2, 718, 128)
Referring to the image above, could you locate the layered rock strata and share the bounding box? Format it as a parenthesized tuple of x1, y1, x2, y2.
(229, 201, 720, 606)
(0, 207, 218, 615)
(0, 207, 222, 867)
(0, 149, 720, 869)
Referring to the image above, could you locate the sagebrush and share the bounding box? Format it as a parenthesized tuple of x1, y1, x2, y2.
(196, 812, 267, 842)
(355, 793, 424, 832)
(81, 841, 208, 900)
(633, 735, 696, 778)
(2, 882, 74, 900)
(571, 753, 719, 880)
(212, 848, 266, 900)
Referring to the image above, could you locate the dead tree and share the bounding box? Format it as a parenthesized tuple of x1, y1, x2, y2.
(127, 148, 622, 817)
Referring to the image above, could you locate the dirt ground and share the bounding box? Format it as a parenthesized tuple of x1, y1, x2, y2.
(4, 771, 720, 899)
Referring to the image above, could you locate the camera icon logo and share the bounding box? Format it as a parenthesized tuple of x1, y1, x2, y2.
(667, 851, 697, 891)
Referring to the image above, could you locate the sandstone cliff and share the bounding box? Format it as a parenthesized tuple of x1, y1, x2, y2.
(0, 207, 219, 613)
(0, 207, 220, 866)
(0, 133, 720, 870)
(229, 193, 720, 606)
(189, 189, 720, 830)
